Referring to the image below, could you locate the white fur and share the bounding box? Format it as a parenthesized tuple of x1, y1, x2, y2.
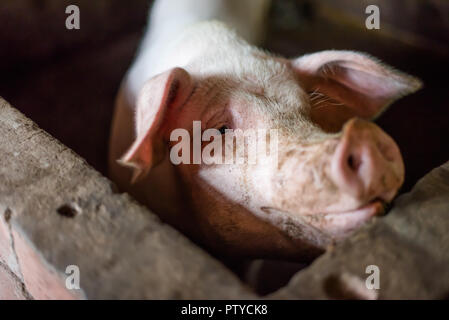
(125, 0, 271, 106)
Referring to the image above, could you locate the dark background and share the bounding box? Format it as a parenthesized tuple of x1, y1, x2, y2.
(0, 0, 448, 295)
(0, 0, 448, 194)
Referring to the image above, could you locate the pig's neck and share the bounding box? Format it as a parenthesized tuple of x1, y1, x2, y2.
(124, 0, 270, 106)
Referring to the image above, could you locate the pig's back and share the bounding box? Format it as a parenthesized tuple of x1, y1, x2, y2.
(147, 0, 270, 48)
(124, 0, 271, 106)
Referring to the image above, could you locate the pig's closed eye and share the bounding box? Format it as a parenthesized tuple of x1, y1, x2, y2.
(218, 125, 229, 135)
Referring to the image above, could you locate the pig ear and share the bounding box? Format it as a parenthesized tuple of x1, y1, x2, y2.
(118, 67, 194, 183)
(291, 50, 422, 131)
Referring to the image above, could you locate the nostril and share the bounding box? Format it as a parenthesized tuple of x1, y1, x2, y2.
(347, 153, 361, 172)
(348, 155, 355, 170)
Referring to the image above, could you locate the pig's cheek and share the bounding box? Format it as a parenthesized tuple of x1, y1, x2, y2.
(196, 165, 249, 206)
(195, 163, 272, 217)
(244, 162, 278, 211)
(268, 147, 324, 214)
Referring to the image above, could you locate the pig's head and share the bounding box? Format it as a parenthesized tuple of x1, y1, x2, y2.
(119, 50, 421, 260)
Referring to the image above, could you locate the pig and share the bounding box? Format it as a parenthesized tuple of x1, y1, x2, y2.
(108, 0, 422, 261)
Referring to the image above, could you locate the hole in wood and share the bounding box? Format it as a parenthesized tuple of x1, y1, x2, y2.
(57, 203, 80, 218)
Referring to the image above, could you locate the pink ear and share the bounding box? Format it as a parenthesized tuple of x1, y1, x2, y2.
(291, 50, 422, 131)
(118, 67, 194, 182)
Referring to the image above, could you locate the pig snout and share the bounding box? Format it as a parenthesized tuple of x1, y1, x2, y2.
(331, 118, 404, 205)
